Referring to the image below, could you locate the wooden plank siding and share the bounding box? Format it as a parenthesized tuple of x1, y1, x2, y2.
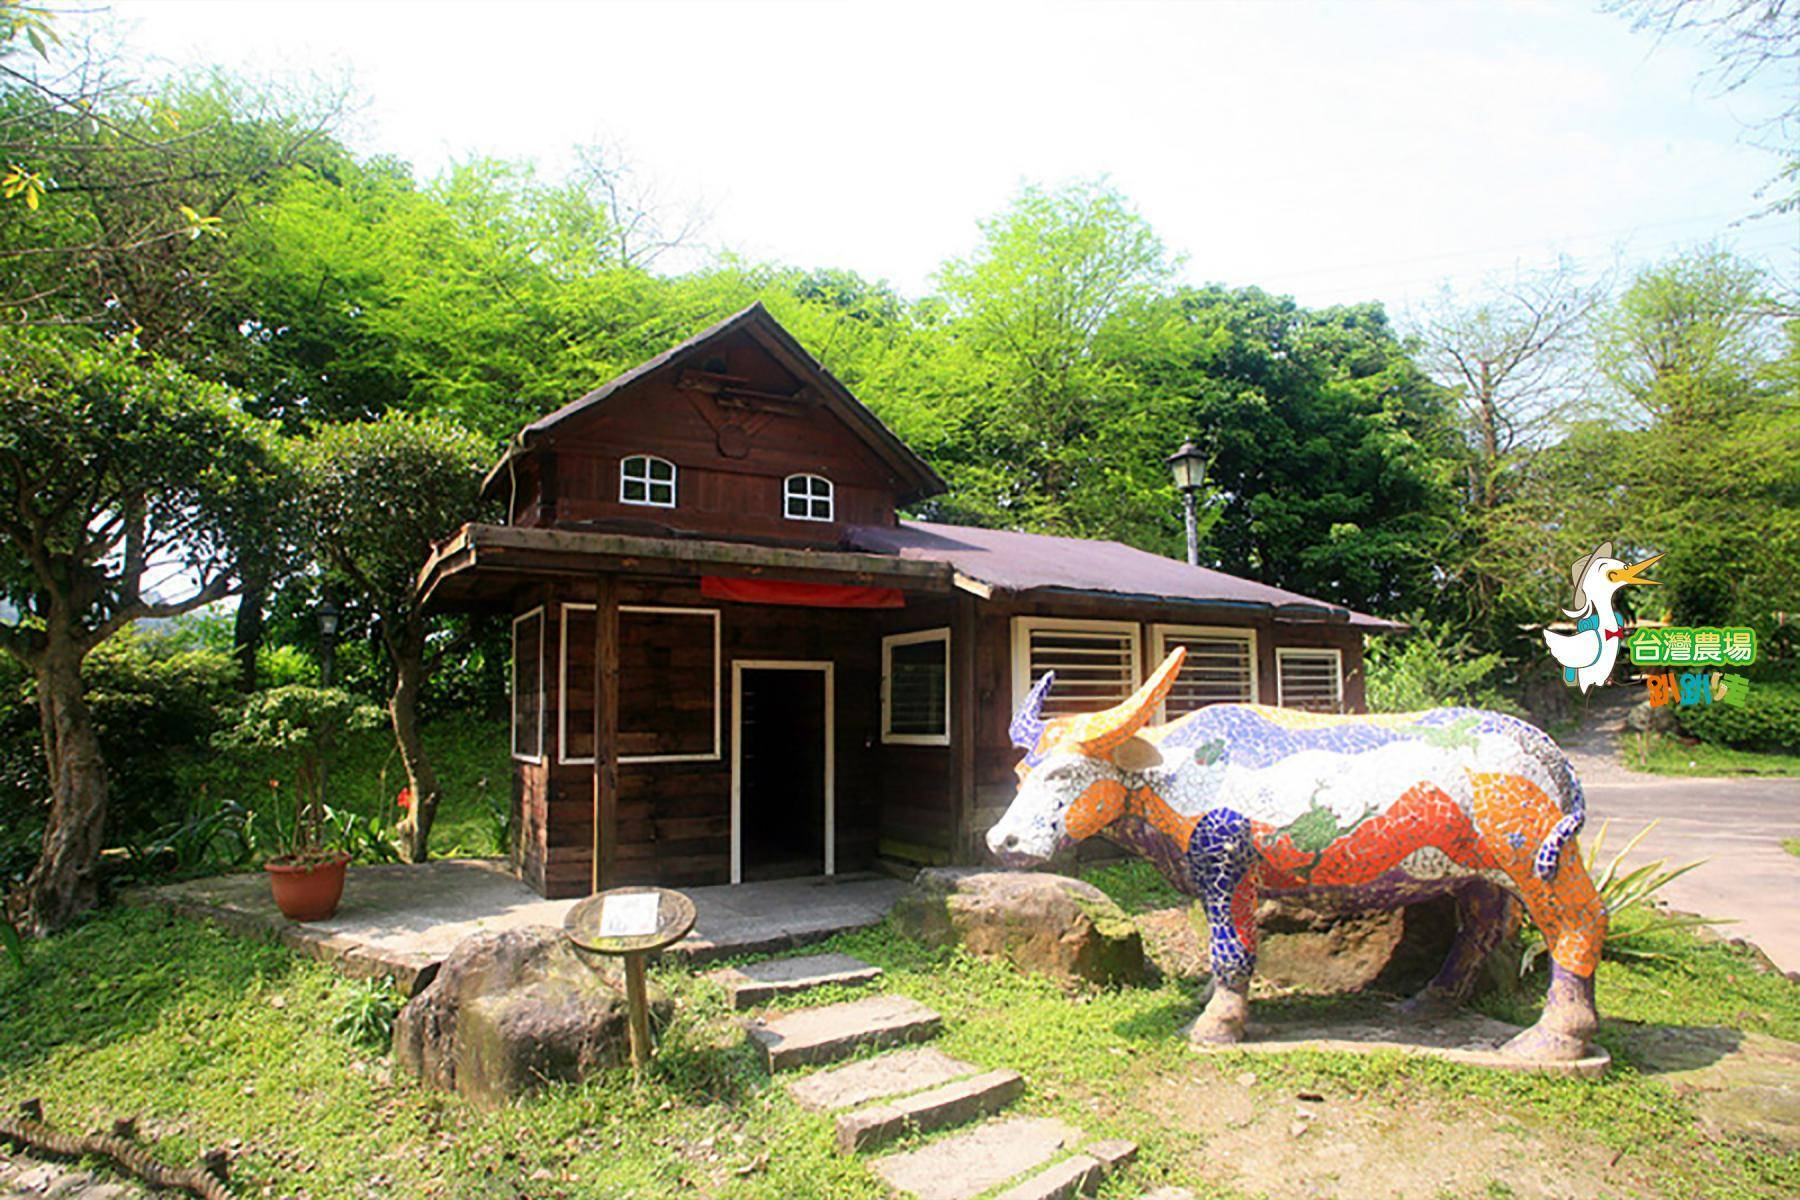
(510, 330, 905, 546)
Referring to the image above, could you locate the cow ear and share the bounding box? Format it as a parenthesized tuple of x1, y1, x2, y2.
(1111, 735, 1163, 772)
(1069, 647, 1187, 755)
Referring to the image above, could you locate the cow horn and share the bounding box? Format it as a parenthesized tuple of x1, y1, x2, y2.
(1070, 648, 1187, 755)
(1009, 671, 1055, 752)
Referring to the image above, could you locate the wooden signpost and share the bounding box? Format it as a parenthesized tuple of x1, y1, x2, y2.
(563, 886, 697, 1073)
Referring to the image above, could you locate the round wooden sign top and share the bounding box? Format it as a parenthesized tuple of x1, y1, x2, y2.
(563, 886, 697, 956)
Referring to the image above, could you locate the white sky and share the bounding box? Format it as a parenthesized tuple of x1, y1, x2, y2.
(104, 0, 1798, 312)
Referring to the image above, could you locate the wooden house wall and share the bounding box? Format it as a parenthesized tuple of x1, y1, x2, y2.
(508, 331, 906, 545)
(958, 594, 1369, 854)
(510, 573, 1370, 896)
(517, 576, 957, 898)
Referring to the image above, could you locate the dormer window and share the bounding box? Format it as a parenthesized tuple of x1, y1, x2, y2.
(620, 454, 676, 508)
(784, 474, 834, 521)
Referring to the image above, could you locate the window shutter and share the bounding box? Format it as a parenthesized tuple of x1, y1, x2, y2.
(1156, 627, 1256, 715)
(1277, 648, 1342, 712)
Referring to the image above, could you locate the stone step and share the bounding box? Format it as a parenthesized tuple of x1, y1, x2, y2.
(836, 1068, 1024, 1152)
(992, 1139, 1137, 1200)
(787, 1046, 984, 1112)
(749, 994, 942, 1071)
(870, 1116, 1082, 1200)
(709, 952, 884, 1010)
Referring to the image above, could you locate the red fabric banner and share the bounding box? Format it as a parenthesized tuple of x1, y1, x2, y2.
(700, 576, 905, 609)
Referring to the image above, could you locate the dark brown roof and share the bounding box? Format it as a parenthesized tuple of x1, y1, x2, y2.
(847, 520, 1401, 628)
(480, 303, 947, 505)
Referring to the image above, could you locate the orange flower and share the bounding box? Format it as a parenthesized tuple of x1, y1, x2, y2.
(397, 787, 413, 810)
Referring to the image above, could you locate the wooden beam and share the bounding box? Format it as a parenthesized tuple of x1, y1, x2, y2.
(593, 574, 620, 893)
(951, 592, 978, 860)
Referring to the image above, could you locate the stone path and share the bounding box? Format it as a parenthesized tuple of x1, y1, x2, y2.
(0, 1152, 146, 1198)
(740, 952, 1187, 1199)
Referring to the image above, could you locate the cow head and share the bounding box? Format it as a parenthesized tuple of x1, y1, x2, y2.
(987, 648, 1186, 866)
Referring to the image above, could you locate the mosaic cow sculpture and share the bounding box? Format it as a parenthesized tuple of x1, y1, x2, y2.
(987, 649, 1605, 1060)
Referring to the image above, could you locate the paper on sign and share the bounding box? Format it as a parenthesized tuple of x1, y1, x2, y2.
(598, 893, 660, 938)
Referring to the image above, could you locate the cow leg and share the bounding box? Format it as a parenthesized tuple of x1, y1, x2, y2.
(1498, 845, 1605, 1061)
(1187, 810, 1258, 1045)
(1400, 879, 1518, 1017)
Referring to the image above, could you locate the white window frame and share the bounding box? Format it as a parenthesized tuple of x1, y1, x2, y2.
(1151, 623, 1260, 720)
(557, 603, 597, 765)
(1010, 616, 1143, 712)
(1276, 646, 1344, 712)
(510, 606, 545, 763)
(881, 627, 951, 746)
(617, 605, 722, 764)
(783, 473, 835, 522)
(619, 454, 677, 508)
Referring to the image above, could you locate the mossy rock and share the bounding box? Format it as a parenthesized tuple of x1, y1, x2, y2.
(892, 867, 1149, 988)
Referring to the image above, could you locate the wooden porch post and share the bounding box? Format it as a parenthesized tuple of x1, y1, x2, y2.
(951, 592, 978, 860)
(593, 575, 620, 893)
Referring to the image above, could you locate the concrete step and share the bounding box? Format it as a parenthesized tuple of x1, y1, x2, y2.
(992, 1139, 1137, 1200)
(749, 994, 942, 1071)
(836, 1068, 1024, 1152)
(870, 1116, 1083, 1200)
(787, 1046, 984, 1113)
(709, 952, 883, 1010)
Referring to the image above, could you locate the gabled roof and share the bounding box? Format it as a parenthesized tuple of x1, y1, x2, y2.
(481, 303, 947, 505)
(847, 520, 1402, 629)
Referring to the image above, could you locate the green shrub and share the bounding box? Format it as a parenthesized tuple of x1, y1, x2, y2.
(1363, 615, 1521, 714)
(1675, 680, 1800, 752)
(329, 976, 404, 1049)
(0, 624, 239, 885)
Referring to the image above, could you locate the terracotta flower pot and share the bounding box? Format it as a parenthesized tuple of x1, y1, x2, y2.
(264, 852, 350, 922)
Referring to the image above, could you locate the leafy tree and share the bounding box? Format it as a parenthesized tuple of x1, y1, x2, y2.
(300, 412, 491, 862)
(0, 331, 286, 932)
(1127, 287, 1460, 613)
(1410, 262, 1609, 641)
(927, 179, 1178, 534)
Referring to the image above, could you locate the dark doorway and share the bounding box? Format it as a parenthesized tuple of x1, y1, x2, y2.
(734, 665, 830, 882)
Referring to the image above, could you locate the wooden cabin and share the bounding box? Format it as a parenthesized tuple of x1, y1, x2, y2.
(417, 304, 1397, 898)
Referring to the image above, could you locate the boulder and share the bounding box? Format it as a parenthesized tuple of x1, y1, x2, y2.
(392, 925, 669, 1107)
(891, 868, 1149, 988)
(1140, 893, 1524, 1000)
(1626, 700, 1680, 734)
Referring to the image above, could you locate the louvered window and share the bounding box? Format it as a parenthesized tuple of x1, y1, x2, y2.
(1154, 625, 1257, 716)
(1277, 647, 1343, 712)
(1011, 618, 1142, 718)
(882, 628, 950, 745)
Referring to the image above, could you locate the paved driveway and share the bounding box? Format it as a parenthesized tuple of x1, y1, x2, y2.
(1582, 773, 1800, 973)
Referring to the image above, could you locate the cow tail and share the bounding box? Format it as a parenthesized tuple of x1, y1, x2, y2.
(1533, 754, 1587, 881)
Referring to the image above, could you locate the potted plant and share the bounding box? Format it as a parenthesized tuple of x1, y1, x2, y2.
(215, 685, 383, 921)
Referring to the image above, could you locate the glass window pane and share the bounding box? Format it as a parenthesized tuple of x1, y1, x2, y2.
(887, 636, 947, 737)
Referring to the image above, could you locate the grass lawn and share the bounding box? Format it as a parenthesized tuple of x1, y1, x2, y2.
(3, 862, 1797, 1199)
(1619, 731, 1800, 778)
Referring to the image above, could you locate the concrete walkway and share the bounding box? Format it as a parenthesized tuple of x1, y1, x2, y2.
(128, 859, 906, 992)
(1558, 689, 1800, 974)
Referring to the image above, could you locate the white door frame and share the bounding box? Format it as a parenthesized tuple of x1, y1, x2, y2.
(730, 660, 835, 884)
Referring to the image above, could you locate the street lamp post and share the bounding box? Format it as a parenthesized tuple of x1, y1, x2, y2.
(1165, 439, 1209, 567)
(317, 598, 340, 819)
(317, 599, 340, 687)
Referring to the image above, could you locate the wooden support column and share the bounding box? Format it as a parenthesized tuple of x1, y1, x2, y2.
(950, 592, 978, 860)
(592, 575, 620, 893)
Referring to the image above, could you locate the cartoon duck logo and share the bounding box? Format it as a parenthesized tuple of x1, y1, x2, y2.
(1543, 541, 1661, 692)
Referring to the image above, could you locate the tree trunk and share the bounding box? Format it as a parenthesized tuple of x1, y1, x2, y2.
(233, 570, 267, 691)
(390, 618, 442, 863)
(26, 634, 109, 935)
